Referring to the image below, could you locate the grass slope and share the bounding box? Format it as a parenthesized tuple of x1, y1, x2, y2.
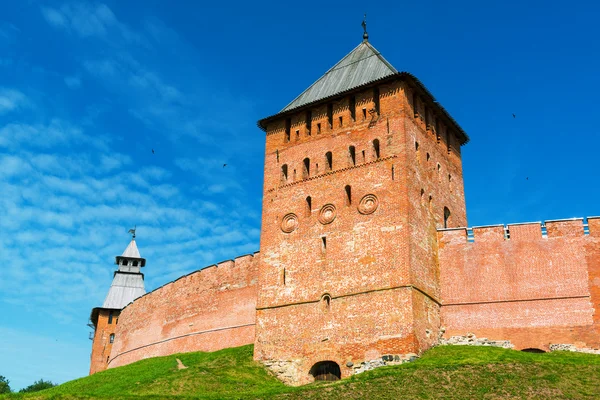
(3, 345, 600, 399)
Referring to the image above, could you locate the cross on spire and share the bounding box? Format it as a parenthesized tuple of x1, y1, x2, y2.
(361, 14, 368, 41)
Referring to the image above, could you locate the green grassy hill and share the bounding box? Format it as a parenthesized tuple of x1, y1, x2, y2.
(3, 345, 600, 399)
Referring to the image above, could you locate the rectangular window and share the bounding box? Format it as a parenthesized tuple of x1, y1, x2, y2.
(108, 311, 113, 324)
(285, 118, 291, 142)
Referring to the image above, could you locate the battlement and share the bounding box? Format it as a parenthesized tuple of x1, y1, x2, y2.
(438, 217, 599, 243)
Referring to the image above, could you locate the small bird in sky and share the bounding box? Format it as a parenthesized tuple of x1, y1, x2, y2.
(152, 149, 155, 154)
(223, 163, 227, 168)
(526, 177, 529, 180)
(512, 113, 516, 118)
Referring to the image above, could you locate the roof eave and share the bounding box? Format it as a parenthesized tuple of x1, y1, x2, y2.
(257, 72, 470, 145)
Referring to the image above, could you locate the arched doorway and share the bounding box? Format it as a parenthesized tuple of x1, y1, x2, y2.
(521, 348, 546, 353)
(309, 361, 341, 381)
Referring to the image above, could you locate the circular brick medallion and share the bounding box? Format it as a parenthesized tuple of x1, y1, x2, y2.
(358, 194, 379, 215)
(281, 213, 299, 233)
(318, 204, 337, 225)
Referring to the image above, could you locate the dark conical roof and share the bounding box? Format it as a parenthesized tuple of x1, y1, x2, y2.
(280, 41, 397, 113)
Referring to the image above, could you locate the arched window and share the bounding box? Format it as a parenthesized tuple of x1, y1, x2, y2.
(444, 207, 451, 228)
(303, 158, 310, 179)
(373, 139, 380, 159)
(132, 260, 138, 267)
(321, 294, 331, 312)
(121, 259, 128, 266)
(305, 196, 312, 216)
(109, 334, 115, 344)
(281, 164, 288, 182)
(345, 185, 352, 206)
(349, 146, 356, 166)
(326, 152, 333, 171)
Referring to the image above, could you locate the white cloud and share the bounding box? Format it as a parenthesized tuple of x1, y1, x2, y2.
(0, 88, 28, 114)
(64, 75, 82, 89)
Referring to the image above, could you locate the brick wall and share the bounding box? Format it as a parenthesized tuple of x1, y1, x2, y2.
(255, 78, 468, 385)
(107, 253, 259, 369)
(438, 218, 600, 350)
(89, 309, 119, 374)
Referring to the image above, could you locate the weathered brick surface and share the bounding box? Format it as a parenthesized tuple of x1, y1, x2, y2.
(255, 78, 467, 384)
(107, 254, 259, 369)
(438, 219, 600, 350)
(89, 309, 119, 374)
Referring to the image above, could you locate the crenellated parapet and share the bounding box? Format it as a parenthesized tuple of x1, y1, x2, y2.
(438, 217, 598, 244)
(437, 217, 600, 351)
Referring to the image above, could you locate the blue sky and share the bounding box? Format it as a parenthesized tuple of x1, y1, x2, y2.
(1, 0, 599, 391)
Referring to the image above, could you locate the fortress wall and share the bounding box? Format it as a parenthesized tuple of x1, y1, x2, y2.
(107, 253, 259, 369)
(438, 219, 600, 350)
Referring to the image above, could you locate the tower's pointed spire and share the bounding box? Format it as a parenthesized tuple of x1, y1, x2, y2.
(362, 14, 368, 42)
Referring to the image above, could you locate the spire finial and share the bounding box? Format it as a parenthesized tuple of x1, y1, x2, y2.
(361, 13, 368, 41)
(128, 226, 136, 240)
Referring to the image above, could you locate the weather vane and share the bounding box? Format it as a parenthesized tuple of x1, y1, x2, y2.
(128, 226, 136, 239)
(362, 13, 368, 41)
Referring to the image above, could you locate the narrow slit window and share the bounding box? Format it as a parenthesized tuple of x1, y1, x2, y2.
(327, 104, 333, 128)
(444, 207, 451, 228)
(392, 165, 395, 180)
(373, 87, 380, 114)
(338, 116, 343, 127)
(345, 185, 352, 206)
(437, 163, 441, 173)
(362, 108, 367, 120)
(321, 236, 327, 255)
(281, 164, 288, 181)
(426, 153, 430, 162)
(303, 158, 310, 179)
(306, 110, 312, 135)
(108, 311, 114, 324)
(282, 268, 286, 285)
(350, 96, 356, 121)
(362, 150, 365, 163)
(373, 139, 380, 159)
(413, 92, 419, 117)
(317, 123, 321, 134)
(349, 146, 356, 166)
(285, 118, 291, 142)
(276, 149, 279, 162)
(415, 141, 420, 164)
(296, 130, 300, 141)
(293, 169, 297, 181)
(109, 334, 115, 344)
(326, 152, 333, 171)
(306, 196, 312, 216)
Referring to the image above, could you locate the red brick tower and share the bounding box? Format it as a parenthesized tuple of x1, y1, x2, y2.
(254, 31, 469, 385)
(89, 231, 146, 374)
